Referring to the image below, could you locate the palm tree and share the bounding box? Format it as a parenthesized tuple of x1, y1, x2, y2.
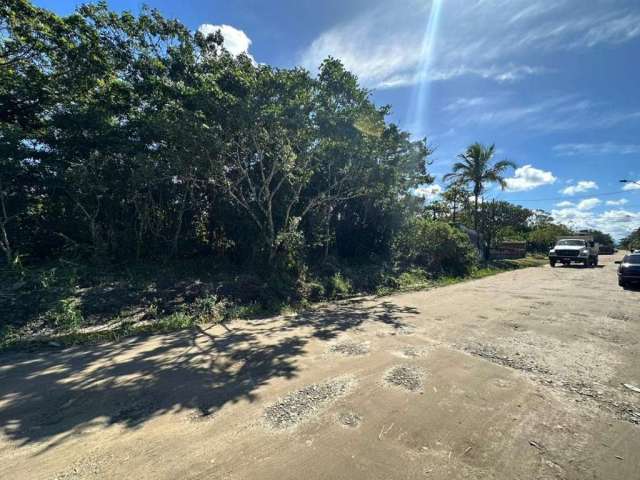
(443, 143, 515, 242)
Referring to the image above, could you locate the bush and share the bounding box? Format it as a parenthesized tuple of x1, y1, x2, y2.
(303, 280, 326, 302)
(156, 312, 197, 331)
(189, 294, 227, 323)
(393, 219, 477, 276)
(0, 325, 20, 349)
(527, 224, 572, 252)
(49, 298, 84, 330)
(394, 268, 431, 289)
(327, 272, 352, 298)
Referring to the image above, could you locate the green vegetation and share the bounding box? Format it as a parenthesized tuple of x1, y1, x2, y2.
(443, 143, 516, 246)
(0, 254, 547, 351)
(394, 219, 477, 276)
(1, 0, 430, 269)
(620, 228, 640, 251)
(0, 1, 596, 351)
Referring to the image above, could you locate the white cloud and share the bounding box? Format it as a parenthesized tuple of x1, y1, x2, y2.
(551, 207, 640, 240)
(606, 199, 628, 206)
(561, 180, 598, 196)
(556, 201, 574, 208)
(553, 142, 640, 156)
(505, 164, 556, 192)
(300, 0, 640, 89)
(377, 65, 548, 89)
(198, 24, 254, 60)
(443, 97, 488, 113)
(413, 183, 442, 202)
(580, 13, 640, 47)
(622, 181, 640, 191)
(449, 94, 640, 133)
(576, 198, 601, 210)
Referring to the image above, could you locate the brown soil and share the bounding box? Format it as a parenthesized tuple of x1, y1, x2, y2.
(1, 254, 638, 479)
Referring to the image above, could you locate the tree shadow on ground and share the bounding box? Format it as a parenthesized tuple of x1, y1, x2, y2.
(294, 300, 419, 340)
(0, 297, 417, 449)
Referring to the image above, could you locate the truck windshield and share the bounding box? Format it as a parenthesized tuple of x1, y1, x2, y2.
(557, 240, 585, 246)
(623, 255, 640, 264)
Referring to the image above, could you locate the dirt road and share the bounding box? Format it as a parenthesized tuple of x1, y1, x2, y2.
(1, 254, 639, 479)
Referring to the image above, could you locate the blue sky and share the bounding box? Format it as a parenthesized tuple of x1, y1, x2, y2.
(37, 0, 640, 238)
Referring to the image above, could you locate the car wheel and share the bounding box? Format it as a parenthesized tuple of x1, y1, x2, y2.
(550, 260, 556, 267)
(619, 279, 626, 288)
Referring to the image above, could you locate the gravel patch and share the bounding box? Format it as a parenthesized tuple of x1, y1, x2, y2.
(384, 365, 424, 392)
(401, 346, 427, 358)
(53, 452, 114, 479)
(463, 343, 551, 375)
(395, 324, 417, 336)
(263, 377, 354, 430)
(337, 411, 362, 428)
(329, 341, 369, 356)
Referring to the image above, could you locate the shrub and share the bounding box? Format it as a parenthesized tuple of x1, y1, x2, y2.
(0, 325, 20, 349)
(190, 294, 227, 323)
(526, 224, 572, 252)
(393, 219, 477, 276)
(327, 272, 352, 298)
(304, 280, 326, 302)
(223, 302, 264, 320)
(50, 298, 84, 330)
(394, 268, 431, 289)
(156, 312, 197, 331)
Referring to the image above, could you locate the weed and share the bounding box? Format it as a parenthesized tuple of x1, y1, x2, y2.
(0, 325, 20, 349)
(1, 254, 547, 352)
(190, 294, 226, 323)
(50, 298, 84, 330)
(156, 312, 198, 331)
(328, 272, 352, 298)
(224, 302, 266, 320)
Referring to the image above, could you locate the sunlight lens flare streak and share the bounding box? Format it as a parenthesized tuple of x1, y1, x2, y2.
(409, 0, 443, 137)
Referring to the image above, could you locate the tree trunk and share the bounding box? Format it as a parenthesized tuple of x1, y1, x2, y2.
(323, 205, 332, 262)
(268, 239, 277, 266)
(0, 224, 12, 266)
(0, 179, 15, 266)
(473, 192, 480, 249)
(171, 193, 186, 258)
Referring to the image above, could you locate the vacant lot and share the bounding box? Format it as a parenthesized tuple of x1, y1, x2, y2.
(1, 254, 638, 479)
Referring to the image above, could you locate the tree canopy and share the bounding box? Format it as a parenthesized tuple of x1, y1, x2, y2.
(0, 0, 431, 269)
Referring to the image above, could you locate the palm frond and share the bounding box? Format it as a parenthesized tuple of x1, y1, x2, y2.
(442, 171, 461, 183)
(496, 178, 508, 190)
(493, 159, 517, 171)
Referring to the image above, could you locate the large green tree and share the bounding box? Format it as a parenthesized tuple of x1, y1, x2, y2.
(1, 0, 432, 270)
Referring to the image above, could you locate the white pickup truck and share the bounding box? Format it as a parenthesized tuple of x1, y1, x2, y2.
(548, 236, 599, 268)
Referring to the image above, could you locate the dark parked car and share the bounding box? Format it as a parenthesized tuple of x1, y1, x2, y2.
(599, 244, 615, 255)
(616, 254, 640, 288)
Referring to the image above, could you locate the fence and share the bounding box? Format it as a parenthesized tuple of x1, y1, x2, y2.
(490, 241, 527, 259)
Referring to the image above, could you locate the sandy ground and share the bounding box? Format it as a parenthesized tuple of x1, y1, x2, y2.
(1, 254, 639, 479)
